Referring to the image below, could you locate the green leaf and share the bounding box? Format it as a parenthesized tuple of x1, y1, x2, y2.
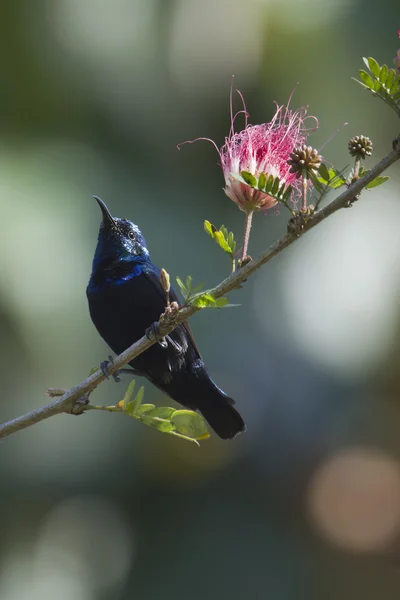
(365, 176, 389, 189)
(271, 176, 280, 195)
(122, 379, 136, 411)
(227, 231, 234, 249)
(265, 174, 274, 193)
(135, 403, 156, 416)
(214, 231, 231, 254)
(186, 275, 192, 291)
(386, 68, 395, 90)
(241, 170, 257, 187)
(88, 366, 99, 376)
(373, 79, 382, 93)
(258, 171, 266, 190)
(389, 77, 399, 95)
(359, 70, 374, 89)
(318, 163, 330, 182)
(146, 407, 176, 419)
(317, 167, 346, 189)
(358, 166, 370, 177)
(171, 410, 209, 439)
(367, 56, 380, 77)
(309, 171, 325, 193)
(215, 297, 229, 308)
(176, 276, 187, 297)
(128, 385, 145, 415)
(220, 225, 228, 239)
(283, 185, 293, 201)
(380, 64, 388, 84)
(141, 415, 175, 432)
(204, 220, 215, 238)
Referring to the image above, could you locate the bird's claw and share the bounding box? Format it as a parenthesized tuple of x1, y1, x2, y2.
(165, 335, 183, 355)
(100, 355, 121, 382)
(145, 323, 183, 354)
(145, 322, 168, 348)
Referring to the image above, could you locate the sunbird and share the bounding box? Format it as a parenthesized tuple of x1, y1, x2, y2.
(87, 196, 245, 439)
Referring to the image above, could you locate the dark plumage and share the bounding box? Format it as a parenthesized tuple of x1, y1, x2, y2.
(86, 196, 245, 439)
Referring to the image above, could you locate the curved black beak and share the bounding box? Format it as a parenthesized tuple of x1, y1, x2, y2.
(93, 195, 117, 229)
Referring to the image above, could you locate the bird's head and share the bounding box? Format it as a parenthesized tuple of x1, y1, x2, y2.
(92, 196, 149, 266)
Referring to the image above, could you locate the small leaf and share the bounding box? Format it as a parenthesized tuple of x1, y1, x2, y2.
(227, 231, 234, 249)
(318, 163, 330, 182)
(386, 69, 395, 89)
(265, 174, 274, 193)
(389, 77, 399, 95)
(88, 366, 99, 376)
(317, 168, 346, 189)
(135, 403, 156, 416)
(186, 275, 192, 291)
(128, 385, 145, 415)
(373, 79, 382, 93)
(202, 293, 217, 303)
(171, 410, 209, 439)
(215, 297, 229, 308)
(146, 407, 176, 419)
(365, 176, 389, 189)
(214, 231, 231, 254)
(359, 70, 374, 89)
(362, 57, 369, 69)
(278, 182, 286, 198)
(176, 276, 188, 297)
(358, 166, 370, 177)
(271, 176, 280, 196)
(220, 225, 228, 239)
(241, 170, 257, 187)
(204, 220, 215, 237)
(283, 185, 293, 201)
(122, 379, 136, 411)
(190, 292, 216, 308)
(367, 56, 380, 77)
(258, 172, 266, 190)
(142, 416, 175, 432)
(380, 64, 388, 84)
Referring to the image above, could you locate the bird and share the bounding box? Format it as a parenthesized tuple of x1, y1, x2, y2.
(86, 196, 246, 439)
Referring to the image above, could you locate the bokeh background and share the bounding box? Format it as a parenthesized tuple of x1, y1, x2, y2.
(0, 1, 400, 599)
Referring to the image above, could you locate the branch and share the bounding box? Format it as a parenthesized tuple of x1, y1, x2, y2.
(1, 139, 399, 440)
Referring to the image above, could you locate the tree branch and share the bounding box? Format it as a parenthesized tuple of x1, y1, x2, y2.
(1, 139, 399, 440)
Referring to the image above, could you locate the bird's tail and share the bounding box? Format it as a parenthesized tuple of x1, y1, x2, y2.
(177, 374, 246, 440)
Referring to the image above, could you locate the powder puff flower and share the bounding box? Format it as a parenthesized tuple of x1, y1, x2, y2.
(179, 85, 318, 261)
(180, 87, 317, 214)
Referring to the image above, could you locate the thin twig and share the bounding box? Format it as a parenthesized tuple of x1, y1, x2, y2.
(0, 139, 399, 440)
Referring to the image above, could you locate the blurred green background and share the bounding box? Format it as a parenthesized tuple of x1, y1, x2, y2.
(1, 1, 400, 599)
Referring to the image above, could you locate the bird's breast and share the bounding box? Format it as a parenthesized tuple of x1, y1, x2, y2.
(87, 271, 167, 356)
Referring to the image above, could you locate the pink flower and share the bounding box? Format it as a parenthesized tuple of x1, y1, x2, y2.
(179, 86, 317, 213)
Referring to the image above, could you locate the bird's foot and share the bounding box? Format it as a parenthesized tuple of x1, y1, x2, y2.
(145, 322, 168, 348)
(100, 355, 121, 383)
(145, 323, 183, 355)
(165, 335, 183, 355)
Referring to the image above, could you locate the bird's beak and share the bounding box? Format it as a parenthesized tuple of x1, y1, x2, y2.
(93, 196, 117, 229)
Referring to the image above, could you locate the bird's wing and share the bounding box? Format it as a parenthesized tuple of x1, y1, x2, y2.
(142, 266, 203, 359)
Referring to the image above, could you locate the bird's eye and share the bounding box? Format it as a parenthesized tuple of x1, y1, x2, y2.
(128, 231, 135, 240)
